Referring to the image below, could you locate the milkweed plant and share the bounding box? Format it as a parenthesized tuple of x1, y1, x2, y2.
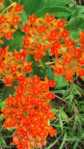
(0, 0, 84, 149)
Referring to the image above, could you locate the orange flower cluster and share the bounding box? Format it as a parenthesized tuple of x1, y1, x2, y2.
(0, 2, 23, 43)
(53, 32, 84, 81)
(2, 75, 56, 149)
(22, 14, 66, 61)
(0, 47, 32, 86)
(22, 14, 84, 80)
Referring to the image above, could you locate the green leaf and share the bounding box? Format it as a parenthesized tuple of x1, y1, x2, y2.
(54, 75, 68, 88)
(26, 55, 34, 62)
(20, 11, 28, 24)
(60, 109, 69, 122)
(0, 101, 5, 109)
(0, 137, 6, 146)
(5, 30, 24, 51)
(32, 61, 46, 79)
(0, 86, 14, 100)
(46, 67, 54, 79)
(36, 6, 71, 18)
(20, 0, 43, 15)
(72, 5, 84, 17)
(77, 5, 84, 14)
(44, 0, 71, 6)
(70, 31, 79, 39)
(4, 0, 11, 6)
(67, 16, 84, 30)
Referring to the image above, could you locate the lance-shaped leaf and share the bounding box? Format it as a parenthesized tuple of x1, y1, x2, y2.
(36, 6, 72, 19)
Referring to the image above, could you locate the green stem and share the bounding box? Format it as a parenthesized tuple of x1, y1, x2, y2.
(1, 2, 16, 14)
(59, 133, 67, 149)
(45, 136, 61, 149)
